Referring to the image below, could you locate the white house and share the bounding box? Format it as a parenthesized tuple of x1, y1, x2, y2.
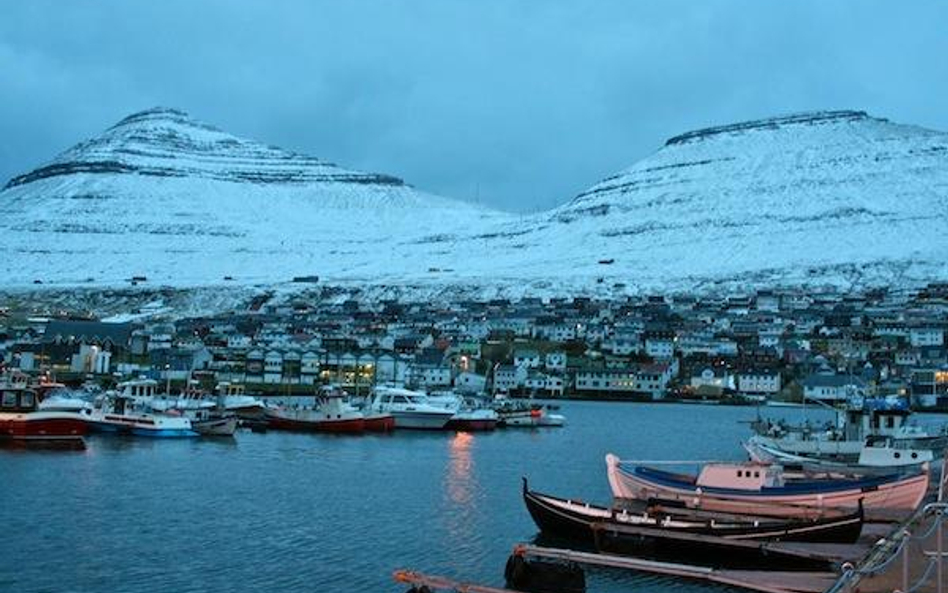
(801, 370, 866, 402)
(737, 369, 781, 397)
(513, 349, 541, 368)
(455, 371, 487, 394)
(407, 363, 452, 389)
(545, 351, 567, 372)
(525, 372, 565, 397)
(264, 351, 283, 384)
(690, 367, 736, 391)
(644, 335, 675, 359)
(910, 327, 944, 348)
(493, 365, 527, 394)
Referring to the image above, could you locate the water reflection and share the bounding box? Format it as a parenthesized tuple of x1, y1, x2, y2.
(446, 431, 474, 506)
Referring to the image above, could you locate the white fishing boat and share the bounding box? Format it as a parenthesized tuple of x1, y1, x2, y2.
(744, 435, 933, 474)
(494, 399, 566, 428)
(751, 395, 947, 460)
(83, 386, 197, 438)
(216, 382, 266, 419)
(366, 386, 455, 429)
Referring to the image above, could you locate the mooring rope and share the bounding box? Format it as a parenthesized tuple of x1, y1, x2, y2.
(901, 556, 939, 593)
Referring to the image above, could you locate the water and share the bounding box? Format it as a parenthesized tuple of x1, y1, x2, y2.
(0, 401, 917, 593)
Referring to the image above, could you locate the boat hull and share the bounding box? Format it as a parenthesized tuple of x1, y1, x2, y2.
(265, 411, 365, 434)
(446, 417, 497, 431)
(363, 414, 395, 432)
(524, 481, 863, 546)
(390, 411, 454, 430)
(606, 454, 929, 518)
(0, 412, 87, 449)
(86, 413, 198, 438)
(192, 415, 239, 436)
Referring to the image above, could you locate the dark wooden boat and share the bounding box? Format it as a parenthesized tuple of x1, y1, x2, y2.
(523, 478, 863, 546)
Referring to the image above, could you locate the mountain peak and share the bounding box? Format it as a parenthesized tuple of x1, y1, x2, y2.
(108, 106, 217, 133)
(664, 110, 873, 146)
(3, 106, 411, 190)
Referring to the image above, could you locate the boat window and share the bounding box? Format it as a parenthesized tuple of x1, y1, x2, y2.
(393, 396, 409, 403)
(1, 392, 16, 407)
(886, 416, 895, 428)
(754, 471, 760, 478)
(21, 392, 34, 407)
(737, 470, 743, 477)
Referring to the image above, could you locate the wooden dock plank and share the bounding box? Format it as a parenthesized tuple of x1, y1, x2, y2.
(516, 544, 839, 593)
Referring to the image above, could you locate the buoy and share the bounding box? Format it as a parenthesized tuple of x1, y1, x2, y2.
(505, 553, 585, 593)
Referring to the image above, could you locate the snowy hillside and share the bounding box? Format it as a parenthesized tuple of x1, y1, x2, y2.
(1, 108, 947, 300)
(0, 107, 507, 288)
(429, 110, 948, 295)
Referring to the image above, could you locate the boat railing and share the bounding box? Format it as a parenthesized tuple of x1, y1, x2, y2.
(825, 501, 946, 593)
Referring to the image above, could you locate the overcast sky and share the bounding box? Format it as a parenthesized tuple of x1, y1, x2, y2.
(1, 1, 946, 212)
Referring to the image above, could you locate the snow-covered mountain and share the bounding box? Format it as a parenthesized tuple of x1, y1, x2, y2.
(431, 110, 948, 295)
(0, 107, 507, 288)
(2, 108, 947, 299)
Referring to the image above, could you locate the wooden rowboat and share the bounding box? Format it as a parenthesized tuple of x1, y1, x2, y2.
(523, 478, 864, 545)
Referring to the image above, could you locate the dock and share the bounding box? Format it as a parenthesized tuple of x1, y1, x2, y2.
(394, 462, 946, 593)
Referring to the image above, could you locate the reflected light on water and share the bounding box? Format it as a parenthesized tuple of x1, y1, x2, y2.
(446, 431, 475, 506)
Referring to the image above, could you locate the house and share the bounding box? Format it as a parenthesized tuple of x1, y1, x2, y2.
(690, 367, 736, 391)
(574, 362, 674, 400)
(455, 371, 487, 394)
(801, 368, 866, 402)
(263, 350, 283, 384)
(493, 365, 527, 394)
(300, 351, 320, 385)
(909, 327, 944, 348)
(407, 362, 453, 389)
(736, 369, 782, 397)
(525, 371, 565, 397)
(513, 349, 541, 369)
(644, 332, 675, 359)
(544, 351, 567, 372)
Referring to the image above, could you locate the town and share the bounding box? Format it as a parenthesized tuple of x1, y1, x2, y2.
(3, 283, 948, 411)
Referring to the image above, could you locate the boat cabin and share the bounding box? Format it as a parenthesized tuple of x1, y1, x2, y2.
(372, 387, 429, 407)
(843, 397, 911, 441)
(696, 463, 784, 491)
(216, 382, 245, 396)
(116, 379, 159, 399)
(0, 387, 38, 413)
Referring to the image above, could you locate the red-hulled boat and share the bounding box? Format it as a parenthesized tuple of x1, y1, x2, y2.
(0, 381, 86, 449)
(363, 413, 396, 432)
(264, 387, 366, 434)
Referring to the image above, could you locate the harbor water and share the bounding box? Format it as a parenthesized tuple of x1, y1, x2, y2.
(3, 401, 944, 593)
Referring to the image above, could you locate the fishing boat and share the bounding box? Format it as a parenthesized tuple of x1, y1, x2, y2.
(605, 453, 929, 517)
(522, 479, 863, 545)
(366, 386, 455, 430)
(83, 391, 198, 438)
(446, 407, 499, 431)
(431, 393, 499, 431)
(750, 394, 948, 460)
(216, 382, 267, 419)
(189, 412, 239, 436)
(0, 380, 87, 449)
(264, 386, 365, 433)
(495, 400, 566, 428)
(745, 434, 934, 474)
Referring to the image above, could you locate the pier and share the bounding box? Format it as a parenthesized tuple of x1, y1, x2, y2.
(394, 461, 946, 593)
